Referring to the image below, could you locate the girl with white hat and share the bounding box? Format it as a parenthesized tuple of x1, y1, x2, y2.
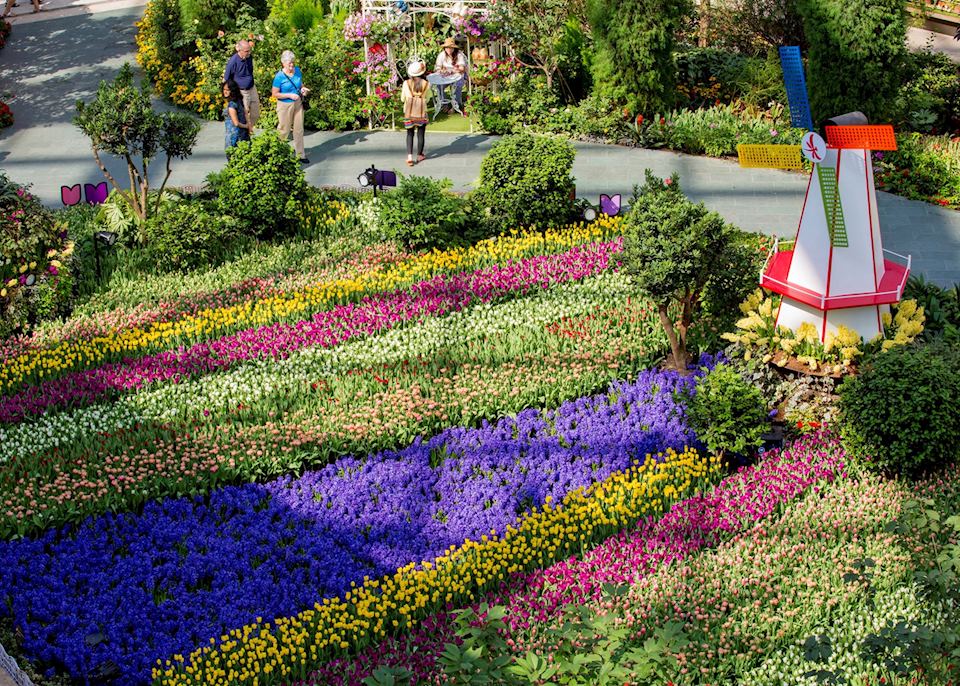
(401, 58, 431, 166)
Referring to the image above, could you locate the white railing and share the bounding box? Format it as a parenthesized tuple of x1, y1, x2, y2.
(760, 240, 912, 309)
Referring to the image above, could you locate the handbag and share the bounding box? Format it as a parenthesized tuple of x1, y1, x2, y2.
(282, 71, 310, 110)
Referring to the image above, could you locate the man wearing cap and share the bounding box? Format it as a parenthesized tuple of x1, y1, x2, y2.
(433, 37, 467, 112)
(224, 39, 260, 130)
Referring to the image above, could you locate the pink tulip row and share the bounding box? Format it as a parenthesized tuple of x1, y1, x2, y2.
(0, 243, 408, 368)
(0, 240, 621, 423)
(307, 432, 846, 685)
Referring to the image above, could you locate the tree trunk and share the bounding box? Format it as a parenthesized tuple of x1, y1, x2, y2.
(699, 0, 710, 47)
(91, 147, 134, 211)
(657, 303, 686, 370)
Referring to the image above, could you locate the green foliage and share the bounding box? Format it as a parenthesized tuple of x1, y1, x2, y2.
(588, 0, 692, 115)
(894, 51, 960, 134)
(708, 0, 807, 55)
(690, 230, 772, 354)
(903, 275, 960, 343)
(300, 17, 365, 130)
(0, 175, 75, 335)
(377, 176, 475, 249)
(217, 132, 309, 238)
(639, 102, 802, 157)
(474, 133, 576, 231)
(687, 363, 769, 458)
(144, 201, 242, 271)
(288, 0, 323, 33)
(874, 133, 960, 208)
(838, 341, 960, 475)
(74, 63, 201, 225)
(179, 0, 267, 38)
(621, 170, 738, 368)
(794, 0, 907, 125)
(438, 596, 687, 684)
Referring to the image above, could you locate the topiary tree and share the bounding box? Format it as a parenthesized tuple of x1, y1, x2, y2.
(474, 133, 575, 231)
(837, 341, 960, 475)
(378, 175, 474, 250)
(621, 170, 738, 370)
(74, 63, 201, 230)
(587, 0, 691, 116)
(217, 132, 309, 238)
(687, 363, 769, 459)
(794, 0, 907, 125)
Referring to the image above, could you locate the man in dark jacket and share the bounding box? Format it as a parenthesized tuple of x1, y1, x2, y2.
(224, 39, 260, 130)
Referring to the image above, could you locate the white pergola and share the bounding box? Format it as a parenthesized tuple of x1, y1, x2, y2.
(359, 0, 496, 130)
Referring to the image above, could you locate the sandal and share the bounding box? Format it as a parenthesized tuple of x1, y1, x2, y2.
(406, 159, 415, 167)
(417, 154, 426, 163)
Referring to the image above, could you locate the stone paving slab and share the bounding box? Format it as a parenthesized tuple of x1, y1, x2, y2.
(1, 6, 959, 286)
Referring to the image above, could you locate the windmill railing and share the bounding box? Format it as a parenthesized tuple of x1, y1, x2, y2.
(760, 239, 912, 309)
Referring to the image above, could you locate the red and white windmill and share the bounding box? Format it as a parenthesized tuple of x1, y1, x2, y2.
(737, 51, 911, 342)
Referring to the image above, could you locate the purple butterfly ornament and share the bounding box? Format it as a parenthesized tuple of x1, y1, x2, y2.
(84, 182, 108, 205)
(599, 194, 621, 217)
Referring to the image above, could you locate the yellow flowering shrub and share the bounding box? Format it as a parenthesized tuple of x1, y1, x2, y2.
(723, 290, 925, 372)
(0, 218, 622, 392)
(154, 447, 720, 686)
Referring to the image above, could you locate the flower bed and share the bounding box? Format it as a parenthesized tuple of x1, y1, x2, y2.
(1, 364, 711, 686)
(0, 273, 644, 462)
(0, 220, 618, 395)
(0, 280, 662, 538)
(309, 431, 846, 683)
(0, 239, 621, 422)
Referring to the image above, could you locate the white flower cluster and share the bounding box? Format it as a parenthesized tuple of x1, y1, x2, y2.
(742, 584, 953, 685)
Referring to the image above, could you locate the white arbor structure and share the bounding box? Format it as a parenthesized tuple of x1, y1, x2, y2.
(359, 0, 496, 129)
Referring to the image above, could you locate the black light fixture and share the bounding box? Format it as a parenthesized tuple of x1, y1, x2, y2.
(357, 165, 377, 190)
(356, 164, 397, 197)
(582, 206, 597, 222)
(93, 231, 118, 282)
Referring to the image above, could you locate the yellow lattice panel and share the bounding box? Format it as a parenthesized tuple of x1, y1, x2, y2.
(736, 144, 804, 169)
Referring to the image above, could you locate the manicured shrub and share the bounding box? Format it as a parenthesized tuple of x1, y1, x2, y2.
(474, 133, 575, 230)
(795, 0, 907, 125)
(378, 176, 474, 249)
(838, 341, 960, 475)
(144, 201, 242, 271)
(217, 132, 309, 238)
(587, 0, 691, 115)
(686, 363, 769, 458)
(621, 170, 739, 369)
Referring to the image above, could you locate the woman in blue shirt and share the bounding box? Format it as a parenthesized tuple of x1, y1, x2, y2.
(272, 50, 310, 163)
(223, 79, 251, 155)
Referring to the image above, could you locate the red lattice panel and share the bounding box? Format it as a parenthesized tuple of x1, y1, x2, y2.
(824, 125, 897, 151)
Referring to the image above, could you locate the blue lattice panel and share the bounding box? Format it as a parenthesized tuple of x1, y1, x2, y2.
(779, 46, 814, 131)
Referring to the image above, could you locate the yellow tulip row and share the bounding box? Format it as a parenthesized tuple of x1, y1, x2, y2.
(0, 218, 622, 394)
(154, 447, 719, 686)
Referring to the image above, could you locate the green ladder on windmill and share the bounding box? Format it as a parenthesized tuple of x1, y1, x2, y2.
(817, 166, 848, 248)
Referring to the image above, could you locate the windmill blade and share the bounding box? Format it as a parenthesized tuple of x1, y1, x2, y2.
(779, 46, 814, 131)
(824, 125, 897, 150)
(737, 144, 804, 169)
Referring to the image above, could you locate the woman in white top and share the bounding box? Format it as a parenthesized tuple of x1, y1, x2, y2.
(434, 37, 467, 112)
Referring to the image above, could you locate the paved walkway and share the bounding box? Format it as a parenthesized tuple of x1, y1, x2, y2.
(0, 6, 958, 287)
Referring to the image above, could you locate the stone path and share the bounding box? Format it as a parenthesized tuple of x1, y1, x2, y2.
(0, 6, 958, 286)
